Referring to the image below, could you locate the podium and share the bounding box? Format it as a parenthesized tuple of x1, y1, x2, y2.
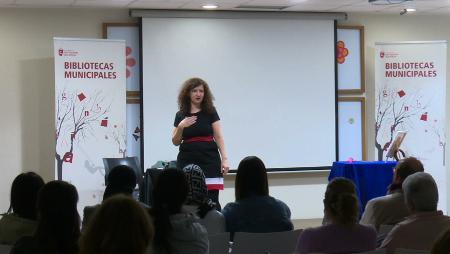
(329, 161, 397, 215)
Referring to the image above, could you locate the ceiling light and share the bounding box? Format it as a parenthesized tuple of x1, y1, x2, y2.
(202, 4, 218, 9)
(369, 0, 412, 5)
(400, 8, 416, 15)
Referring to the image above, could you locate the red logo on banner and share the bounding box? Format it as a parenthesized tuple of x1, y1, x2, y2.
(397, 90, 406, 97)
(58, 48, 64, 56)
(77, 93, 86, 101)
(420, 112, 428, 121)
(63, 152, 73, 163)
(380, 51, 385, 58)
(101, 117, 108, 127)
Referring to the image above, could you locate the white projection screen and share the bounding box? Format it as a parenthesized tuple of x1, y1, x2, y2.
(141, 13, 338, 171)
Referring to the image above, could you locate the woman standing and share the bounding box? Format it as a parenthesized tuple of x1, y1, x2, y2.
(172, 77, 229, 208)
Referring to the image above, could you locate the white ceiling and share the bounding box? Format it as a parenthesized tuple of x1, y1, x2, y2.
(2, 0, 450, 15)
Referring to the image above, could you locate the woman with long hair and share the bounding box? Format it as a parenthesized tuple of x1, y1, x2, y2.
(0, 172, 44, 244)
(222, 156, 293, 236)
(151, 168, 208, 254)
(11, 180, 80, 254)
(172, 77, 229, 208)
(80, 195, 154, 254)
(295, 178, 376, 254)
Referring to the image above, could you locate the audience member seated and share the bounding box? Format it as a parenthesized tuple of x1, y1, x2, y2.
(380, 172, 450, 254)
(151, 168, 208, 254)
(79, 195, 154, 254)
(360, 157, 424, 231)
(183, 164, 226, 234)
(431, 228, 450, 254)
(295, 177, 377, 254)
(0, 172, 44, 245)
(222, 156, 293, 236)
(11, 180, 80, 254)
(82, 165, 140, 229)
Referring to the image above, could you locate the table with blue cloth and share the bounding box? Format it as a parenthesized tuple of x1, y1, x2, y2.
(329, 161, 397, 215)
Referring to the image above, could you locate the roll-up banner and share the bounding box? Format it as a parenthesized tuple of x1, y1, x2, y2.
(54, 38, 126, 208)
(375, 41, 447, 211)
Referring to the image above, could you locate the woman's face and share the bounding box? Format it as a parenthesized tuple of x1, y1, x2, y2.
(190, 85, 204, 105)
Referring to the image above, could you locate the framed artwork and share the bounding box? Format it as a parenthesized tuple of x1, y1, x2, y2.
(104, 23, 141, 161)
(338, 97, 366, 161)
(337, 26, 365, 94)
(103, 23, 140, 92)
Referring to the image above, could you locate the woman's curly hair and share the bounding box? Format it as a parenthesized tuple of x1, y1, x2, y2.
(177, 77, 215, 114)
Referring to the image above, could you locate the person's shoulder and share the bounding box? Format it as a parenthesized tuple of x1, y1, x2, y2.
(84, 204, 100, 212)
(271, 197, 291, 210)
(364, 196, 387, 212)
(205, 209, 225, 220)
(367, 193, 404, 211)
(368, 193, 395, 204)
(206, 107, 219, 117)
(0, 213, 15, 225)
(299, 225, 324, 239)
(223, 202, 239, 210)
(176, 110, 185, 117)
(170, 213, 208, 239)
(222, 202, 240, 215)
(0, 214, 36, 227)
(355, 223, 377, 236)
(83, 204, 100, 219)
(11, 236, 36, 254)
(384, 219, 409, 238)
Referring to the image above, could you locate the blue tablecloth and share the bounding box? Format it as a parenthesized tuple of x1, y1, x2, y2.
(329, 161, 397, 215)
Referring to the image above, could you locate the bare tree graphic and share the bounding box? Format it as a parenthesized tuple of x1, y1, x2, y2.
(110, 124, 127, 158)
(426, 118, 446, 166)
(375, 86, 425, 160)
(55, 89, 110, 180)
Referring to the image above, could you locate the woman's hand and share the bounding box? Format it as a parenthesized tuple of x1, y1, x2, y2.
(221, 158, 230, 175)
(179, 116, 197, 128)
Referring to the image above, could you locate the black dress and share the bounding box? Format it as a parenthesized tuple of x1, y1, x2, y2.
(174, 109, 223, 190)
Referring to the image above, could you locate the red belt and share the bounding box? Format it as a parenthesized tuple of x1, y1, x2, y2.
(183, 135, 214, 143)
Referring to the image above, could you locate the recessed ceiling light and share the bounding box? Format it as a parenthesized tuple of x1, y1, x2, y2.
(202, 4, 218, 9)
(400, 8, 416, 15)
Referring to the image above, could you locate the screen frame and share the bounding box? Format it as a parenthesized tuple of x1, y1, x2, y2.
(138, 15, 340, 172)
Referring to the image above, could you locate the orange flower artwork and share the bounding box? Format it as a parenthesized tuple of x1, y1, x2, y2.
(126, 46, 137, 78)
(336, 40, 349, 64)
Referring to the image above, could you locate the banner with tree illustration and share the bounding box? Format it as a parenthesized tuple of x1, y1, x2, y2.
(54, 38, 126, 208)
(375, 41, 446, 211)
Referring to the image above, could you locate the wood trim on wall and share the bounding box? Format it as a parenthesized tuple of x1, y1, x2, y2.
(338, 96, 367, 160)
(126, 98, 141, 104)
(126, 91, 141, 104)
(337, 25, 365, 95)
(102, 22, 139, 39)
(126, 91, 140, 98)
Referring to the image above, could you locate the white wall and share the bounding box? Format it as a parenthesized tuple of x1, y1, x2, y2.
(220, 172, 328, 220)
(0, 8, 134, 212)
(3, 9, 450, 218)
(342, 13, 450, 213)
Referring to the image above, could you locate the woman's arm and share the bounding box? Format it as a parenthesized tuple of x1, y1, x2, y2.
(212, 120, 230, 174)
(172, 127, 183, 146)
(172, 116, 197, 146)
